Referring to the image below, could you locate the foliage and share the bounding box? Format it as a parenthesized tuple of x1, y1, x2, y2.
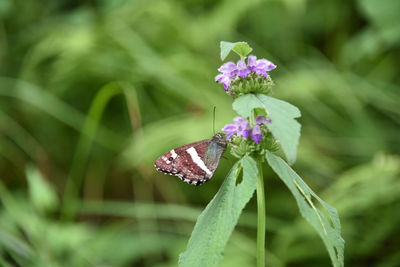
(266, 151, 344, 267)
(179, 156, 257, 267)
(220, 41, 253, 60)
(233, 94, 301, 164)
(227, 58, 343, 265)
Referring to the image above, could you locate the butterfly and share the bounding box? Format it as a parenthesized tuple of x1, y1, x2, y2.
(154, 133, 227, 186)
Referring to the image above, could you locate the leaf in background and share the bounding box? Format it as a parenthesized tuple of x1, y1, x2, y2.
(27, 166, 59, 213)
(179, 156, 258, 267)
(266, 151, 344, 267)
(0, 229, 33, 262)
(220, 41, 253, 60)
(358, 0, 400, 29)
(233, 94, 301, 164)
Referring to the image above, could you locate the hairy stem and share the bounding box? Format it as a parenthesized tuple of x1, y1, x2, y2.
(256, 159, 266, 267)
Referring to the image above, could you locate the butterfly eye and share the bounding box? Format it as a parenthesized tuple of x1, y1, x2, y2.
(169, 157, 174, 161)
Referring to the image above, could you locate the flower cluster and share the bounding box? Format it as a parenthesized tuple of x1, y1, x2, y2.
(215, 55, 276, 91)
(222, 115, 271, 144)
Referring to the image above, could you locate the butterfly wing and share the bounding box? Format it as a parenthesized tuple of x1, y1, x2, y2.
(154, 139, 217, 186)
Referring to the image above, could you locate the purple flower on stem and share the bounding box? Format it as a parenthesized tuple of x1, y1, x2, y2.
(256, 115, 272, 125)
(215, 55, 276, 90)
(254, 59, 276, 77)
(222, 115, 271, 143)
(222, 117, 251, 140)
(221, 123, 238, 139)
(251, 125, 263, 144)
(215, 61, 237, 90)
(247, 55, 276, 77)
(217, 62, 237, 78)
(215, 74, 231, 91)
(247, 55, 258, 72)
(236, 60, 250, 78)
(234, 117, 252, 138)
(252, 115, 272, 143)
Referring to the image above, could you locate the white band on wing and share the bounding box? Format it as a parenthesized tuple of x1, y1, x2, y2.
(186, 147, 212, 175)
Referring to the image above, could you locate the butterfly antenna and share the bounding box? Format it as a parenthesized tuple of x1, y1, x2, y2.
(213, 106, 216, 135)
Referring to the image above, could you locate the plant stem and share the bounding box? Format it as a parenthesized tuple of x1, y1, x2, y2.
(256, 159, 266, 267)
(62, 83, 124, 220)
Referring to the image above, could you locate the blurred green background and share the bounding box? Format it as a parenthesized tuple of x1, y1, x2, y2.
(1, 0, 400, 266)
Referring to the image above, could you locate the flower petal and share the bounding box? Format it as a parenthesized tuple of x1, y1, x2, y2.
(251, 125, 263, 144)
(222, 124, 238, 132)
(222, 123, 238, 139)
(248, 55, 257, 66)
(256, 69, 268, 77)
(237, 60, 250, 78)
(247, 55, 257, 71)
(256, 115, 272, 125)
(256, 59, 276, 71)
(215, 74, 225, 82)
(237, 119, 252, 138)
(226, 132, 234, 139)
(241, 128, 252, 139)
(233, 116, 246, 125)
(215, 74, 231, 91)
(218, 62, 237, 74)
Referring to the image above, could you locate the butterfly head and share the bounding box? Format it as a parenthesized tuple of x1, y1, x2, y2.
(211, 133, 227, 148)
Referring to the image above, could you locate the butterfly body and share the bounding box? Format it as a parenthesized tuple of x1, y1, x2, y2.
(154, 133, 227, 186)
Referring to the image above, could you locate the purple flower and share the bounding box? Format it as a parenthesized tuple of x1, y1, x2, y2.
(256, 115, 272, 125)
(247, 55, 258, 72)
(218, 62, 237, 78)
(215, 56, 276, 90)
(236, 60, 250, 78)
(251, 125, 263, 144)
(222, 116, 271, 143)
(216, 62, 237, 89)
(234, 117, 252, 138)
(255, 59, 276, 77)
(246, 55, 276, 77)
(222, 117, 252, 140)
(215, 74, 231, 91)
(221, 123, 238, 139)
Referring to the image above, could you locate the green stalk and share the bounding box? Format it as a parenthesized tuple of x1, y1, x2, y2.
(256, 159, 266, 267)
(62, 83, 124, 220)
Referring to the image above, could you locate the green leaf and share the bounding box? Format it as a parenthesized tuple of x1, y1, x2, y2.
(265, 151, 344, 267)
(233, 94, 301, 164)
(179, 156, 258, 267)
(27, 166, 59, 213)
(359, 0, 400, 28)
(232, 42, 252, 59)
(0, 229, 34, 261)
(220, 41, 253, 60)
(220, 41, 236, 61)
